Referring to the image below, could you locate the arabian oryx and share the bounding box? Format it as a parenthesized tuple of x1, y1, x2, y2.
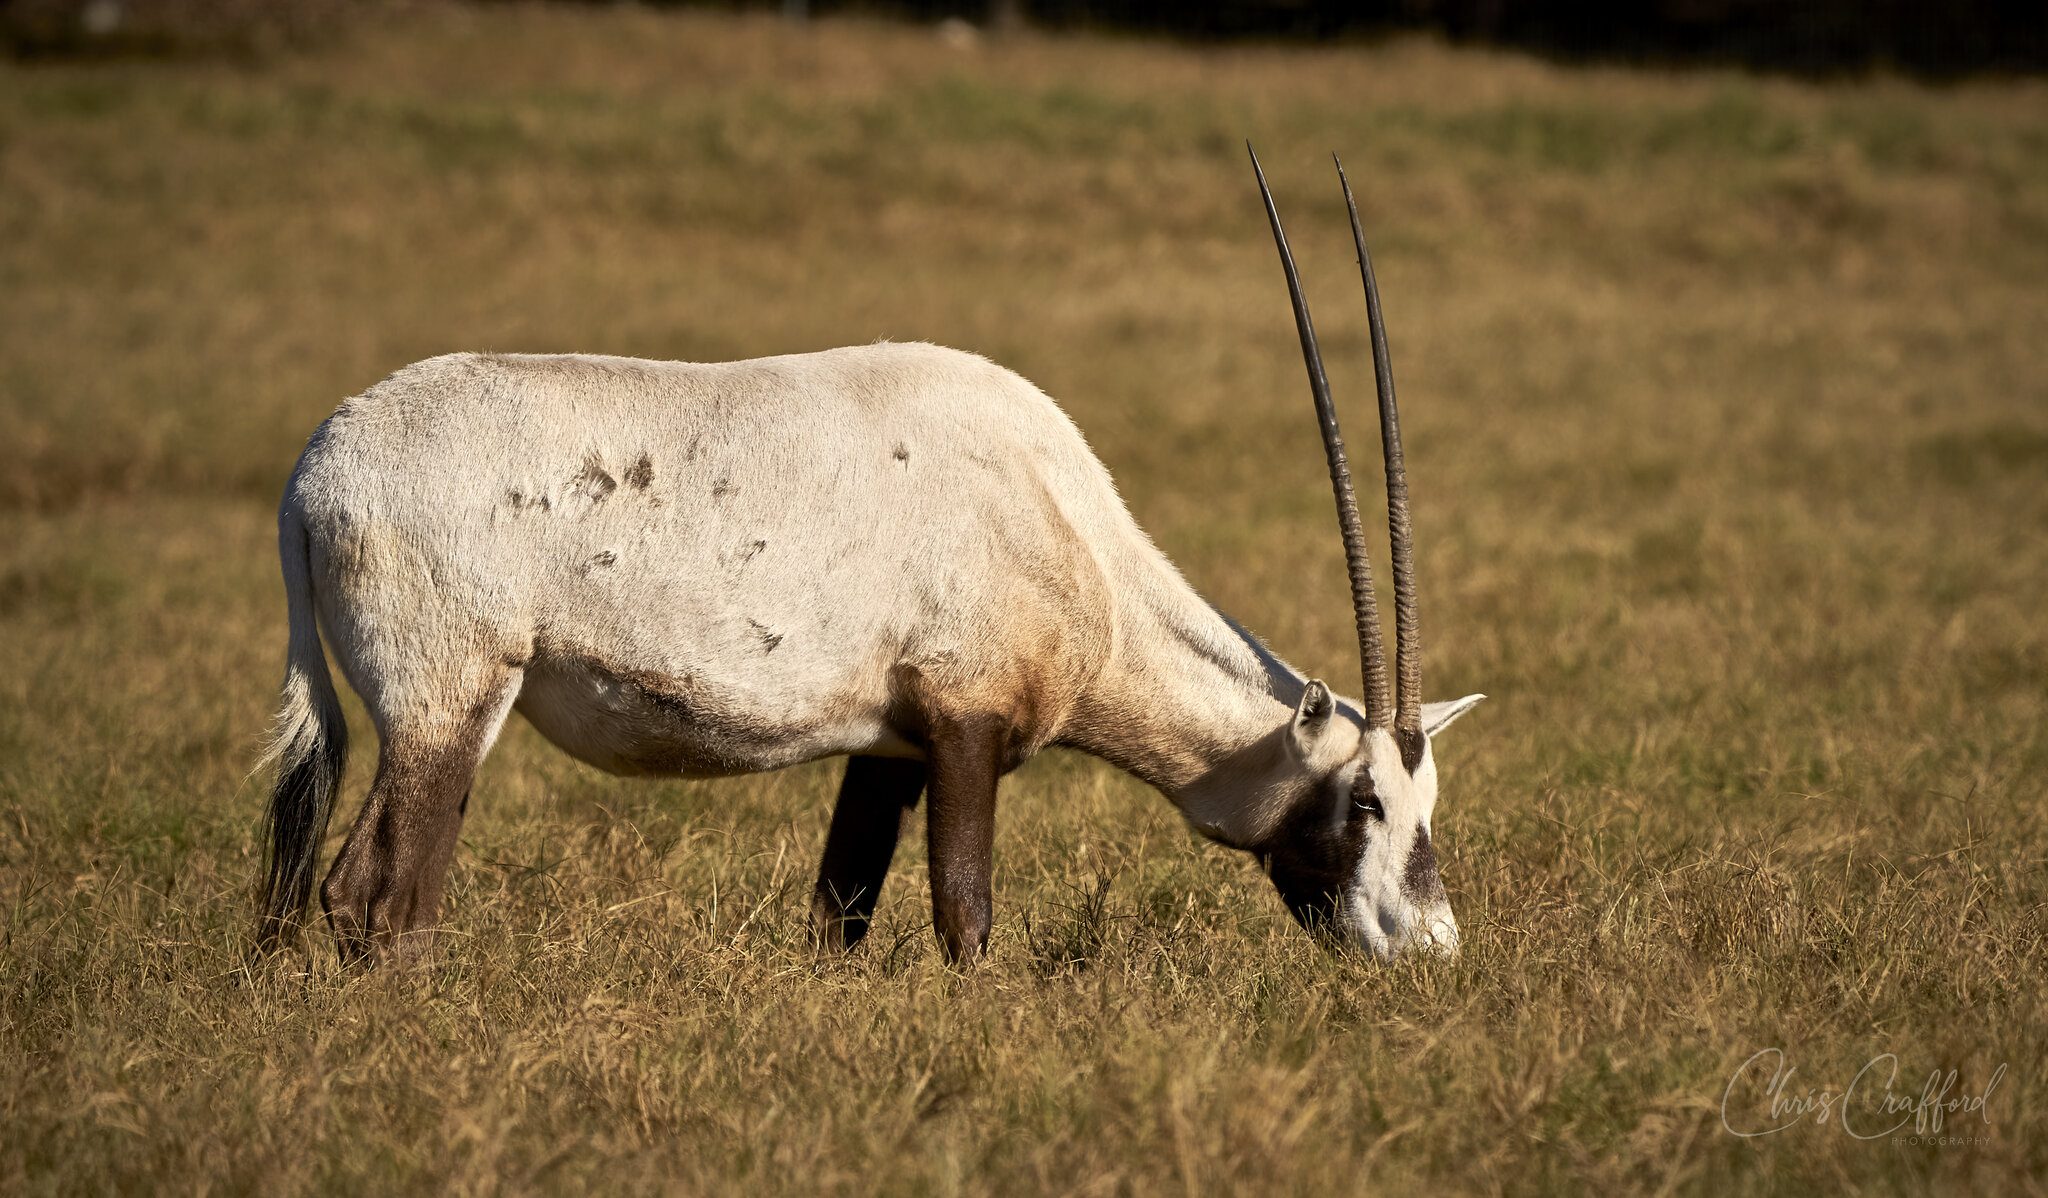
(254, 147, 1485, 967)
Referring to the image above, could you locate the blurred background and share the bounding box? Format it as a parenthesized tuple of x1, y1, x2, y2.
(5, 0, 2047, 74)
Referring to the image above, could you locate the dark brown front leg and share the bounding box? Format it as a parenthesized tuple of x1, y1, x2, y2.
(924, 716, 1004, 964)
(812, 755, 926, 951)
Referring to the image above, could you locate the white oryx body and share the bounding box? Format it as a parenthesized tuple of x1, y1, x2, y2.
(294, 344, 1113, 777)
(256, 152, 1486, 966)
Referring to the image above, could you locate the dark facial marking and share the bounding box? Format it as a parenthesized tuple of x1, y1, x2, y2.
(1352, 769, 1384, 821)
(1260, 781, 1368, 934)
(1396, 726, 1426, 774)
(1401, 826, 1444, 903)
(625, 454, 655, 490)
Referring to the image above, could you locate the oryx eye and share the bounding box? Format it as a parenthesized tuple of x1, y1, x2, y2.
(1352, 787, 1384, 822)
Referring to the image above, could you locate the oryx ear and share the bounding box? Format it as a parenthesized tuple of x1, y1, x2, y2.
(1287, 678, 1338, 758)
(1421, 694, 1486, 737)
(1296, 679, 1335, 727)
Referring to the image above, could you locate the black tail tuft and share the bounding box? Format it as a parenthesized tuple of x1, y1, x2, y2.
(255, 506, 351, 954)
(255, 707, 348, 950)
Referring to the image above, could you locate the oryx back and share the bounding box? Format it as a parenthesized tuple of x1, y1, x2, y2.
(285, 343, 1117, 781)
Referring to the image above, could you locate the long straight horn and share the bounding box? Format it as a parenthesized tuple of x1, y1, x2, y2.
(1335, 156, 1421, 738)
(1249, 143, 1392, 729)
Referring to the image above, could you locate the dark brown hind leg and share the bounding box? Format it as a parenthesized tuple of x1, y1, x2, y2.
(322, 683, 514, 967)
(924, 717, 1005, 965)
(812, 755, 927, 951)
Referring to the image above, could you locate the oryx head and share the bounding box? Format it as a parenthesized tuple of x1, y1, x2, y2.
(1248, 146, 1485, 959)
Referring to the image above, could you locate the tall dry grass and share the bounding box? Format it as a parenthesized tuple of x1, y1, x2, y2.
(1, 5, 2044, 1193)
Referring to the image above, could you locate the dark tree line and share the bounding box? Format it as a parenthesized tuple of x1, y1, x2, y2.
(6, 0, 2043, 75)
(774, 0, 2048, 77)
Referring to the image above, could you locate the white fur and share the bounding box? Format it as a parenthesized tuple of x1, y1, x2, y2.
(279, 342, 1482, 955)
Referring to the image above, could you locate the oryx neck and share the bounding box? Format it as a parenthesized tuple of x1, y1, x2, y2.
(1059, 547, 1312, 806)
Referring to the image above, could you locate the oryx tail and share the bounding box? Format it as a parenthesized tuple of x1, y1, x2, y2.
(254, 505, 349, 947)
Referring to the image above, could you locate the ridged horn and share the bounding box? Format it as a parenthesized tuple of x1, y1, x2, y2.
(1248, 143, 1391, 729)
(1335, 156, 1421, 736)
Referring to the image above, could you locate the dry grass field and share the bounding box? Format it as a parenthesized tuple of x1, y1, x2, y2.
(3, 5, 2045, 1193)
